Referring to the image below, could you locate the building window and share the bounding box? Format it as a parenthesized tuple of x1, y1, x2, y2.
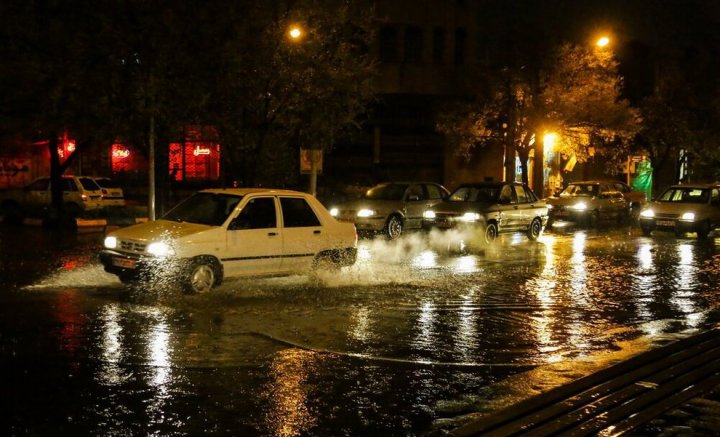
(169, 142, 221, 181)
(379, 27, 399, 63)
(432, 28, 445, 63)
(168, 125, 221, 181)
(404, 26, 423, 63)
(454, 28, 467, 64)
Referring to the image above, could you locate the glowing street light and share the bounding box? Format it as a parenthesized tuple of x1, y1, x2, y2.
(543, 132, 558, 152)
(288, 25, 303, 41)
(596, 36, 610, 48)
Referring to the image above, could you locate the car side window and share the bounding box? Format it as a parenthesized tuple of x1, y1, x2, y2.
(499, 185, 515, 204)
(280, 197, 321, 227)
(711, 189, 720, 205)
(523, 186, 538, 202)
(231, 197, 276, 230)
(513, 185, 529, 203)
(426, 184, 443, 200)
(614, 183, 628, 193)
(63, 179, 77, 191)
(405, 184, 425, 201)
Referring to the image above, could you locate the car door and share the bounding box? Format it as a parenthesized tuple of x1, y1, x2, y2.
(497, 184, 523, 230)
(512, 184, 539, 228)
(278, 196, 324, 272)
(224, 196, 282, 277)
(403, 184, 428, 230)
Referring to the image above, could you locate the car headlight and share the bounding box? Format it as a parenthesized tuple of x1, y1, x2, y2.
(104, 236, 118, 249)
(681, 212, 695, 221)
(640, 209, 655, 218)
(570, 202, 588, 211)
(146, 241, 175, 257)
(423, 210, 436, 219)
(357, 209, 376, 218)
(329, 207, 339, 217)
(459, 212, 481, 222)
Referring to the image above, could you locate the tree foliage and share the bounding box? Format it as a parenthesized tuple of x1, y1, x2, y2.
(437, 43, 639, 186)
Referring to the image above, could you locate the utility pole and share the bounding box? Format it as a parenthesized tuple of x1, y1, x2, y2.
(149, 115, 156, 221)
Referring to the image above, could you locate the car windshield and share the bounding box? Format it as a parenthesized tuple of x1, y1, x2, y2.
(163, 193, 243, 226)
(560, 184, 598, 197)
(365, 184, 408, 200)
(448, 186, 500, 203)
(657, 187, 710, 204)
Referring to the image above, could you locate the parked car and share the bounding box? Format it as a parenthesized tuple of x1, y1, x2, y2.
(328, 182, 450, 239)
(422, 181, 548, 245)
(100, 188, 358, 293)
(0, 175, 103, 222)
(639, 183, 720, 238)
(545, 181, 630, 227)
(93, 177, 126, 207)
(608, 180, 648, 215)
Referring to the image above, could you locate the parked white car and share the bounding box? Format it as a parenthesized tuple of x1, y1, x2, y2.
(0, 175, 103, 222)
(93, 177, 126, 207)
(100, 188, 358, 293)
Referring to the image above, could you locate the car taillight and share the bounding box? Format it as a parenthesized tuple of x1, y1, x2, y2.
(81, 194, 88, 201)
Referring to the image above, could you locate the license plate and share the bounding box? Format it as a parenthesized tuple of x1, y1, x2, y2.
(112, 257, 136, 269)
(656, 220, 675, 227)
(554, 211, 568, 217)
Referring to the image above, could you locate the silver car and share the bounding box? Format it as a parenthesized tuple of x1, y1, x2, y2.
(423, 182, 549, 244)
(546, 181, 629, 227)
(328, 182, 449, 239)
(639, 184, 720, 238)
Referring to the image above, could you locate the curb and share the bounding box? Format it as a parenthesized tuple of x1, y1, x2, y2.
(0, 215, 148, 233)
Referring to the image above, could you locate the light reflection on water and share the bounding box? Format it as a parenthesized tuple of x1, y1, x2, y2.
(4, 225, 720, 435)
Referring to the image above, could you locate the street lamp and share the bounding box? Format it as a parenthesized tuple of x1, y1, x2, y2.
(288, 25, 304, 41)
(596, 36, 610, 48)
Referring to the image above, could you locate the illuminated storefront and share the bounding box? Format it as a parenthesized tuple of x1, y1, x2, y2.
(168, 126, 221, 182)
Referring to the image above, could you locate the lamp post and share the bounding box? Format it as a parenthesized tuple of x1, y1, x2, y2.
(596, 36, 610, 48)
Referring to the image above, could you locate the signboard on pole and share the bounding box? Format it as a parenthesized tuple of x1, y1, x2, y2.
(300, 149, 323, 174)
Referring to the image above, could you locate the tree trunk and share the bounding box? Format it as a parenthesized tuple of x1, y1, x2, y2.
(48, 134, 64, 216)
(504, 142, 516, 182)
(532, 135, 545, 198)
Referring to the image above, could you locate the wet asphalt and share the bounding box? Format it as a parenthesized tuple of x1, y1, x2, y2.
(1, 223, 719, 435)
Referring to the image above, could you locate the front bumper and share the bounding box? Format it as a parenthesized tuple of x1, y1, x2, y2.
(639, 217, 699, 233)
(99, 249, 185, 279)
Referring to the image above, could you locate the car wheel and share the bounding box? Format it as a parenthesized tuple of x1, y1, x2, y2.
(484, 222, 498, 244)
(184, 258, 219, 294)
(385, 215, 403, 240)
(527, 218, 543, 241)
(310, 254, 340, 286)
(696, 220, 711, 239)
(641, 225, 653, 236)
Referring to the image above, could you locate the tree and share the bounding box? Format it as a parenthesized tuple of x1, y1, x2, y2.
(204, 0, 376, 187)
(437, 43, 639, 196)
(0, 0, 119, 221)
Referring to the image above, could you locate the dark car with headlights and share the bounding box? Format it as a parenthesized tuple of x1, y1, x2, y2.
(639, 184, 720, 238)
(546, 181, 629, 227)
(423, 182, 548, 244)
(328, 182, 449, 240)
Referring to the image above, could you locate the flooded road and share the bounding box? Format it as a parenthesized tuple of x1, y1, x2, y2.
(1, 224, 720, 435)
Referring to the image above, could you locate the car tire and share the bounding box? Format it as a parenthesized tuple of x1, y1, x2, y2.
(184, 257, 220, 294)
(696, 220, 711, 239)
(309, 254, 341, 286)
(384, 215, 403, 240)
(641, 225, 653, 236)
(484, 222, 498, 244)
(527, 218, 543, 241)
